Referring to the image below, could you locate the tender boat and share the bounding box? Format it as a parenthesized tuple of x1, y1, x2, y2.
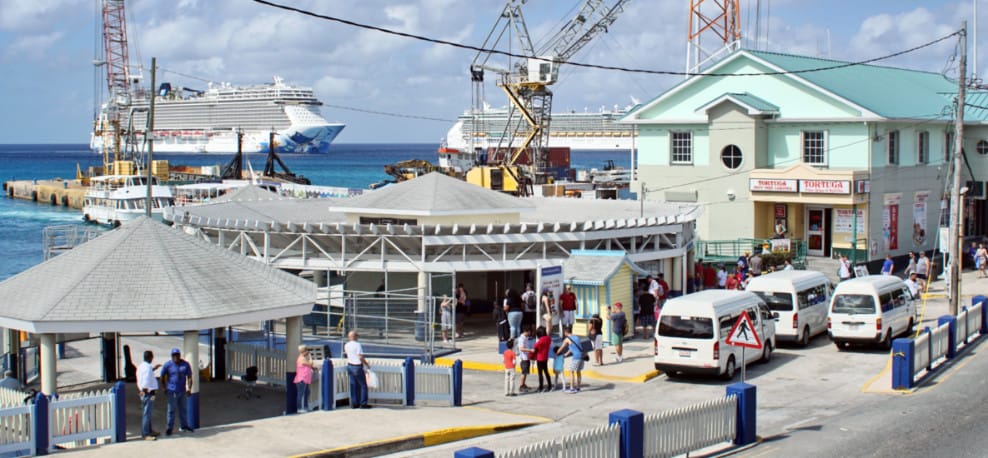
(82, 175, 174, 227)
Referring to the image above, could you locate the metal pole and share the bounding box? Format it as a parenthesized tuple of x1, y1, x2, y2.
(851, 203, 858, 265)
(949, 22, 967, 316)
(145, 57, 156, 218)
(640, 182, 646, 218)
(740, 347, 746, 383)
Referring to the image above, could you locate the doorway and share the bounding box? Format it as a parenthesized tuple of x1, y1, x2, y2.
(806, 207, 831, 257)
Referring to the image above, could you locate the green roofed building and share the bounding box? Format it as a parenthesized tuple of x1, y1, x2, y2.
(622, 49, 987, 264)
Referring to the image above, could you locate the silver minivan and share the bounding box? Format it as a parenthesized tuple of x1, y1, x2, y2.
(828, 275, 916, 350)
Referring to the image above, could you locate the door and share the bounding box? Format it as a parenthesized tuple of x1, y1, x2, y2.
(806, 208, 826, 256)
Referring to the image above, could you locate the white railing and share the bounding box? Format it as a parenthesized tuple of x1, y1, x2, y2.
(225, 342, 288, 386)
(49, 389, 115, 449)
(643, 396, 738, 458)
(913, 331, 930, 376)
(0, 387, 30, 407)
(0, 403, 33, 456)
(965, 303, 983, 343)
(501, 423, 620, 458)
(367, 360, 405, 403)
(415, 363, 453, 404)
(930, 322, 950, 367)
(956, 309, 969, 347)
(225, 342, 257, 379)
(332, 360, 351, 405)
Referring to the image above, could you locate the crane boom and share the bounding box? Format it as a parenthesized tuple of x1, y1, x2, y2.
(538, 0, 630, 63)
(101, 0, 131, 102)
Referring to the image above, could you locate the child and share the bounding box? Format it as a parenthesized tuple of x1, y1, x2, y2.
(517, 327, 533, 392)
(503, 338, 516, 396)
(589, 314, 604, 366)
(551, 346, 568, 392)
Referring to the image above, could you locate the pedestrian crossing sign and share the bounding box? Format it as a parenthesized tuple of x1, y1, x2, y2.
(725, 313, 763, 350)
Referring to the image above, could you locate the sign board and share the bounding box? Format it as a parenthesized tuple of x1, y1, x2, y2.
(749, 179, 798, 193)
(536, 264, 564, 332)
(800, 180, 851, 194)
(725, 313, 763, 350)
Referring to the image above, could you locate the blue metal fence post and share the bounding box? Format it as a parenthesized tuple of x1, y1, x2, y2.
(286, 371, 298, 414)
(403, 357, 415, 406)
(608, 409, 644, 458)
(111, 381, 126, 443)
(726, 382, 757, 446)
(34, 393, 49, 455)
(938, 315, 957, 359)
(975, 296, 988, 334)
(321, 359, 334, 411)
(453, 447, 494, 458)
(891, 338, 914, 390)
(452, 360, 463, 407)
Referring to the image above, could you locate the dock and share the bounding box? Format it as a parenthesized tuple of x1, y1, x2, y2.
(3, 179, 87, 209)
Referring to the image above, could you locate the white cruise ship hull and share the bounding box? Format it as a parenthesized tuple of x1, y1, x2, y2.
(442, 107, 636, 152)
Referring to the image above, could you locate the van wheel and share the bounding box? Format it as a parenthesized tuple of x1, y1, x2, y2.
(722, 356, 737, 380)
(880, 329, 893, 350)
(761, 342, 773, 363)
(800, 327, 811, 347)
(665, 371, 680, 380)
(834, 340, 846, 351)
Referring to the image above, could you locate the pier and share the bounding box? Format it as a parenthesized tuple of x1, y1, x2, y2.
(3, 179, 87, 209)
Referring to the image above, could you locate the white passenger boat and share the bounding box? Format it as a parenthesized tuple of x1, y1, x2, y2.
(82, 175, 174, 226)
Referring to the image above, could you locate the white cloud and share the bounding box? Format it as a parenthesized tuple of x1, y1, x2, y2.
(3, 32, 65, 60)
(0, 0, 82, 31)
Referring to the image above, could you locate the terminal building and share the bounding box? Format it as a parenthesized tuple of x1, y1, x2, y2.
(166, 173, 701, 343)
(622, 49, 988, 263)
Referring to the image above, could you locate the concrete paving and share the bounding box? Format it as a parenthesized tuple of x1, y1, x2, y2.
(39, 269, 988, 457)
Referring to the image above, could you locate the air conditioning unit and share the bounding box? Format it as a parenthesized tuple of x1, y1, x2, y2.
(966, 181, 985, 199)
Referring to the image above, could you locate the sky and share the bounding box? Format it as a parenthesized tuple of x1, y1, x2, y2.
(0, 0, 979, 145)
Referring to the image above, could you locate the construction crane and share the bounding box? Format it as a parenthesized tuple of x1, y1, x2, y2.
(466, 0, 630, 196)
(92, 0, 143, 175)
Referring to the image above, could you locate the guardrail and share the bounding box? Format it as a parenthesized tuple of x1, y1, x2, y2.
(324, 358, 462, 409)
(225, 342, 289, 386)
(460, 385, 758, 458)
(893, 297, 988, 390)
(643, 396, 737, 457)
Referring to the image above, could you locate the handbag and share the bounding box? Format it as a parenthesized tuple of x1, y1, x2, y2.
(365, 369, 379, 389)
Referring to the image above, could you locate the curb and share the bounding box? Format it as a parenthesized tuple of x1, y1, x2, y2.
(289, 421, 542, 458)
(434, 357, 661, 383)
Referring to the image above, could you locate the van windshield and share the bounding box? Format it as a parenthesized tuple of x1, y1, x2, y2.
(658, 315, 714, 339)
(831, 294, 876, 314)
(752, 291, 793, 311)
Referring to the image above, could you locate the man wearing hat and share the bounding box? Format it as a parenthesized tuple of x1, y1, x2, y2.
(161, 348, 194, 435)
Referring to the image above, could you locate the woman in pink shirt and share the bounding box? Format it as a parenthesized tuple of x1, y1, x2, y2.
(293, 345, 317, 412)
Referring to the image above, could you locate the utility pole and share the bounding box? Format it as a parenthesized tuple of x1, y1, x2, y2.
(949, 23, 967, 316)
(146, 56, 156, 218)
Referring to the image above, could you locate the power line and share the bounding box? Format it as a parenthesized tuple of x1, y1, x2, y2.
(251, 0, 960, 78)
(323, 104, 453, 123)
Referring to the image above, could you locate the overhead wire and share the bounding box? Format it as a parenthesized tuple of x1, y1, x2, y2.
(251, 0, 960, 78)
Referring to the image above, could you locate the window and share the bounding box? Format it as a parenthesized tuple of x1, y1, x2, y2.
(658, 315, 713, 339)
(887, 130, 899, 165)
(671, 131, 693, 164)
(802, 131, 827, 165)
(917, 131, 929, 164)
(978, 139, 988, 155)
(831, 294, 875, 314)
(752, 291, 793, 311)
(944, 132, 954, 162)
(720, 144, 743, 169)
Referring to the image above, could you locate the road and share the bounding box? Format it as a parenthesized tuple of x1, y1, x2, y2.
(742, 338, 988, 458)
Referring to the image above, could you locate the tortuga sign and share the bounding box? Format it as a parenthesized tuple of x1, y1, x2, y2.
(749, 178, 798, 193)
(800, 180, 851, 194)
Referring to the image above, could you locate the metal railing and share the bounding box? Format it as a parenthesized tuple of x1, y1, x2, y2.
(893, 299, 987, 389)
(225, 342, 288, 386)
(696, 238, 807, 269)
(327, 358, 460, 408)
(643, 396, 738, 458)
(415, 363, 454, 404)
(49, 389, 115, 449)
(913, 331, 930, 376)
(963, 302, 983, 343)
(501, 423, 621, 458)
(929, 323, 950, 367)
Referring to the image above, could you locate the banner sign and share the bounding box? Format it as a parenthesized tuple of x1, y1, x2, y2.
(833, 209, 866, 234)
(800, 180, 851, 194)
(749, 179, 798, 192)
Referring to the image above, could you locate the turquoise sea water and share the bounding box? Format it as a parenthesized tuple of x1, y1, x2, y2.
(0, 144, 632, 280)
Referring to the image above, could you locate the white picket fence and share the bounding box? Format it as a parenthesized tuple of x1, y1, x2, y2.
(415, 363, 454, 404)
(331, 359, 407, 405)
(500, 423, 621, 458)
(49, 388, 115, 449)
(0, 386, 30, 408)
(958, 302, 983, 345)
(0, 402, 33, 456)
(643, 396, 738, 458)
(226, 342, 289, 386)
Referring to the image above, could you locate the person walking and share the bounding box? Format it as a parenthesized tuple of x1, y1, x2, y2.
(880, 254, 895, 276)
(344, 331, 372, 409)
(503, 338, 516, 396)
(559, 285, 577, 328)
(440, 295, 453, 343)
(749, 250, 763, 277)
(556, 326, 585, 393)
(455, 284, 468, 339)
(607, 303, 627, 363)
(977, 243, 988, 278)
(916, 252, 930, 290)
(136, 350, 161, 440)
(293, 345, 317, 413)
(161, 348, 194, 436)
(532, 326, 552, 392)
(516, 327, 533, 392)
(638, 288, 656, 339)
(904, 251, 917, 276)
(589, 314, 604, 366)
(838, 255, 852, 282)
(504, 288, 524, 339)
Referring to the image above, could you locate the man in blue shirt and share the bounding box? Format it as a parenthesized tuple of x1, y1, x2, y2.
(881, 254, 895, 276)
(161, 348, 194, 435)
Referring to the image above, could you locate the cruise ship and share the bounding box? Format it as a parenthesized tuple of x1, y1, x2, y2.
(441, 105, 636, 152)
(91, 76, 345, 155)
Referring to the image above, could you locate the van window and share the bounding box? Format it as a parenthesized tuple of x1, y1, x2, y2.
(720, 315, 738, 334)
(879, 293, 894, 312)
(832, 294, 876, 314)
(796, 285, 827, 310)
(659, 315, 714, 339)
(894, 288, 911, 308)
(752, 291, 793, 311)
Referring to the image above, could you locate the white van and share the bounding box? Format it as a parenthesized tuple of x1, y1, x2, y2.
(828, 275, 916, 350)
(745, 270, 832, 346)
(654, 290, 777, 380)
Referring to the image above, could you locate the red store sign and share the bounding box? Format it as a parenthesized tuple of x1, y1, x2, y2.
(749, 179, 798, 193)
(799, 180, 850, 194)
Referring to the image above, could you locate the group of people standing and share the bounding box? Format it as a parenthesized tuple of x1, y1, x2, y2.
(135, 348, 195, 441)
(694, 250, 792, 292)
(502, 324, 587, 395)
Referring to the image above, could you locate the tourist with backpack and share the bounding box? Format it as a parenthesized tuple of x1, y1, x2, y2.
(607, 302, 627, 363)
(556, 326, 587, 393)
